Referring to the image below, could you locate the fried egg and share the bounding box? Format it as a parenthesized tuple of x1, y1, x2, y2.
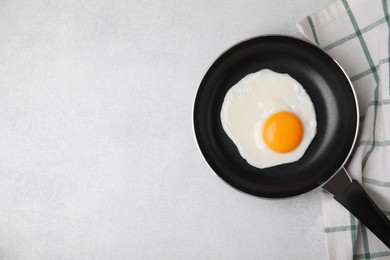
(220, 69, 317, 169)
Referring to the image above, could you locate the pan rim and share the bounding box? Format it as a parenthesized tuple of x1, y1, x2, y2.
(192, 34, 360, 199)
(320, 58, 360, 188)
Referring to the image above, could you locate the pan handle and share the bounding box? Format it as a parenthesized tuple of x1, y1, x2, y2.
(335, 180, 390, 248)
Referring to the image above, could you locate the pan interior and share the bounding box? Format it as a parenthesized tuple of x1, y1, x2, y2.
(193, 36, 358, 198)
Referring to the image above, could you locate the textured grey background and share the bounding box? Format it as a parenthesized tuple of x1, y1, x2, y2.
(0, 0, 333, 259)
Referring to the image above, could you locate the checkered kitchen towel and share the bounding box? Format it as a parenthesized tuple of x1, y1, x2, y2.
(297, 0, 390, 259)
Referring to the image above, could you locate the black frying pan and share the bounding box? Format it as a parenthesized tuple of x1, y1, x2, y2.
(193, 35, 390, 248)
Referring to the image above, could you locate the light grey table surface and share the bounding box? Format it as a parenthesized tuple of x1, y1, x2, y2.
(0, 0, 335, 259)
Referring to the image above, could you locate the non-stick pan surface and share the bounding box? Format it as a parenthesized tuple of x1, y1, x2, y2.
(193, 35, 358, 198)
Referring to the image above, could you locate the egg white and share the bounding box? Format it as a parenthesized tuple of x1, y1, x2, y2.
(220, 69, 317, 169)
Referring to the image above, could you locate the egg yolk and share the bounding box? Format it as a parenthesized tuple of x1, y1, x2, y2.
(262, 111, 303, 153)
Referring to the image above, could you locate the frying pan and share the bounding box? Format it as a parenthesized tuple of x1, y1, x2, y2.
(193, 35, 390, 248)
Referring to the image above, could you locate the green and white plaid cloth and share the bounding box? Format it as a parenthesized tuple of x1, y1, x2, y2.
(297, 0, 390, 259)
